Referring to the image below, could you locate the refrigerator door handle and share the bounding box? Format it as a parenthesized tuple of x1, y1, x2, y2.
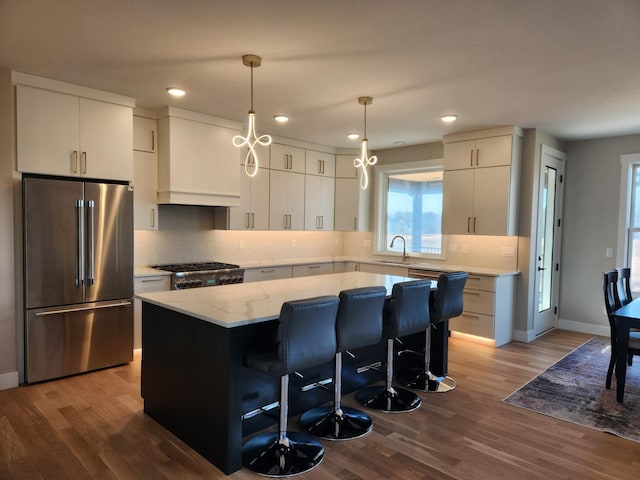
(87, 200, 95, 285)
(34, 300, 133, 317)
(76, 200, 85, 286)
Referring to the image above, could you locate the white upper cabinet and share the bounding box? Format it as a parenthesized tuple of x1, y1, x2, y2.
(270, 143, 305, 173)
(133, 115, 158, 230)
(133, 115, 157, 153)
(444, 134, 513, 170)
(228, 166, 270, 230)
(442, 127, 522, 236)
(157, 107, 241, 206)
(305, 150, 335, 177)
(16, 83, 133, 181)
(335, 154, 358, 178)
(269, 169, 305, 230)
(304, 174, 335, 230)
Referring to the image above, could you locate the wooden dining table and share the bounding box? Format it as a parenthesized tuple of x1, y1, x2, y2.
(612, 297, 640, 402)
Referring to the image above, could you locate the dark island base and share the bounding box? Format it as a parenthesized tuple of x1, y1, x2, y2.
(141, 302, 446, 475)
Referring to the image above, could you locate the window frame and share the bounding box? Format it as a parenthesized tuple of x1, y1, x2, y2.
(617, 153, 640, 295)
(373, 159, 445, 260)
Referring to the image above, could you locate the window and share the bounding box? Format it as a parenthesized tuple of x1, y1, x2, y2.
(619, 154, 640, 294)
(374, 160, 444, 259)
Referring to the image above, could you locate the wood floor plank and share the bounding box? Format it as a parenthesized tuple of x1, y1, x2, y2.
(1, 330, 639, 479)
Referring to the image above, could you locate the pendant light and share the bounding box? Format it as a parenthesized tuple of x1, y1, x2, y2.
(353, 96, 378, 190)
(233, 54, 272, 177)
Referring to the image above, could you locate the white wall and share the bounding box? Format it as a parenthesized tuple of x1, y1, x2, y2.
(560, 134, 640, 332)
(0, 68, 18, 389)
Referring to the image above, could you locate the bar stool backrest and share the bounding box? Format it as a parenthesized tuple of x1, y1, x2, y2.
(430, 271, 468, 324)
(336, 286, 387, 352)
(277, 296, 339, 374)
(384, 280, 431, 338)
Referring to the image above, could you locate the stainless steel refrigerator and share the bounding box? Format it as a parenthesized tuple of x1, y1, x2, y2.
(23, 176, 134, 383)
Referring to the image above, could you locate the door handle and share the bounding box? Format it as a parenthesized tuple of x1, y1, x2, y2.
(87, 200, 95, 285)
(76, 200, 85, 286)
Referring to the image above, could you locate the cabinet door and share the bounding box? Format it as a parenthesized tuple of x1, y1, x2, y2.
(442, 169, 474, 234)
(288, 172, 306, 230)
(443, 139, 476, 171)
(134, 276, 171, 349)
(304, 174, 322, 230)
(305, 151, 335, 177)
(230, 166, 269, 230)
(335, 178, 358, 231)
(270, 143, 305, 173)
(16, 85, 80, 176)
(133, 151, 158, 230)
(269, 169, 290, 230)
(335, 154, 358, 178)
(292, 263, 334, 277)
(79, 98, 133, 181)
(133, 116, 157, 152)
(319, 176, 335, 230)
(473, 166, 511, 235)
(244, 266, 292, 282)
(474, 136, 512, 168)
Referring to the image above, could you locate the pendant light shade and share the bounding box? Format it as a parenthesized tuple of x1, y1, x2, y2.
(353, 96, 378, 190)
(232, 54, 272, 177)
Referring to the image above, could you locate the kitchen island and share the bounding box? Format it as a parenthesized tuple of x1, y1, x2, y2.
(137, 272, 430, 475)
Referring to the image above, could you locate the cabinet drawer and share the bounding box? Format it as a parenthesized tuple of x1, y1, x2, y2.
(450, 312, 495, 339)
(134, 276, 171, 293)
(292, 263, 334, 277)
(244, 266, 292, 282)
(464, 275, 495, 292)
(462, 289, 494, 316)
(359, 263, 409, 276)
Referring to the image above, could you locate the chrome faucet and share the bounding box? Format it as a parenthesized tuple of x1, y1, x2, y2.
(390, 235, 408, 262)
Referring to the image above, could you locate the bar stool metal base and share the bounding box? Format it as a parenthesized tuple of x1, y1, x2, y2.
(299, 405, 373, 440)
(355, 385, 421, 413)
(398, 369, 457, 393)
(242, 431, 324, 477)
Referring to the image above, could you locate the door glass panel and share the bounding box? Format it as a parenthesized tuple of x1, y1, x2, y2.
(538, 166, 557, 312)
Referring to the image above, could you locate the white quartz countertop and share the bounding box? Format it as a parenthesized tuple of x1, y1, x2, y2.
(137, 271, 422, 328)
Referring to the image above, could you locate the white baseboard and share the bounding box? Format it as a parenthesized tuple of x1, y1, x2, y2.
(513, 329, 536, 343)
(0, 371, 19, 391)
(558, 318, 609, 337)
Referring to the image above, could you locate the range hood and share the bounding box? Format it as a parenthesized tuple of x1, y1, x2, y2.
(157, 107, 242, 207)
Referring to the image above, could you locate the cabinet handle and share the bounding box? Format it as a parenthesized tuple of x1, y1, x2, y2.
(246, 212, 251, 229)
(308, 265, 321, 269)
(141, 278, 164, 283)
(81, 151, 87, 174)
(151, 130, 155, 151)
(464, 291, 481, 296)
(251, 212, 255, 229)
(261, 269, 276, 273)
(320, 215, 324, 229)
(288, 214, 292, 229)
(468, 275, 483, 282)
(71, 151, 79, 173)
(467, 216, 471, 233)
(476, 148, 480, 166)
(470, 149, 474, 167)
(473, 216, 477, 233)
(461, 313, 480, 319)
(151, 208, 155, 228)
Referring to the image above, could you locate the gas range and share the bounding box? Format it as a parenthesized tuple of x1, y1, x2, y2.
(152, 261, 245, 289)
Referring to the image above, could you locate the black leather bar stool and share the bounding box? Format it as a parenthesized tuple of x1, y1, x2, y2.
(299, 286, 387, 440)
(399, 271, 467, 393)
(355, 280, 431, 413)
(241, 295, 340, 477)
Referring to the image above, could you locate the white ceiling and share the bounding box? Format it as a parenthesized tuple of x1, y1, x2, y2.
(2, 0, 639, 150)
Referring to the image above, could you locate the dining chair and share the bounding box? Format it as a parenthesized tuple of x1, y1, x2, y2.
(603, 270, 640, 389)
(617, 267, 633, 306)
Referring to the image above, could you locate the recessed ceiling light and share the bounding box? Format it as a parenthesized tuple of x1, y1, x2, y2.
(441, 114, 458, 123)
(274, 115, 289, 123)
(166, 87, 186, 97)
(347, 133, 360, 140)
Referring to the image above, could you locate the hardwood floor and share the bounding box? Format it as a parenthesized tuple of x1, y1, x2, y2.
(1, 329, 639, 479)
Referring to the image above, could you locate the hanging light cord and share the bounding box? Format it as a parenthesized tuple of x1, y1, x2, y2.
(233, 56, 272, 177)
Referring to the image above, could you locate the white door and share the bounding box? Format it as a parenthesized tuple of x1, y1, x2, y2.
(534, 145, 566, 336)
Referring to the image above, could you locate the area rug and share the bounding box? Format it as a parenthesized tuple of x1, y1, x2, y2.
(502, 336, 640, 443)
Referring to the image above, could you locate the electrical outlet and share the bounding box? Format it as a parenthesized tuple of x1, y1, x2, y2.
(291, 239, 296, 247)
(334, 238, 340, 246)
(239, 240, 245, 250)
(501, 246, 515, 257)
(606, 247, 614, 258)
(462, 245, 468, 254)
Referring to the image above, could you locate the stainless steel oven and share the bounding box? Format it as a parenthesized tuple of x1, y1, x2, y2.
(151, 262, 245, 289)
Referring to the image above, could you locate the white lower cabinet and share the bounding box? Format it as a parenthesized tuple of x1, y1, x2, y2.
(134, 275, 171, 349)
(409, 268, 515, 347)
(292, 263, 334, 277)
(244, 266, 293, 283)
